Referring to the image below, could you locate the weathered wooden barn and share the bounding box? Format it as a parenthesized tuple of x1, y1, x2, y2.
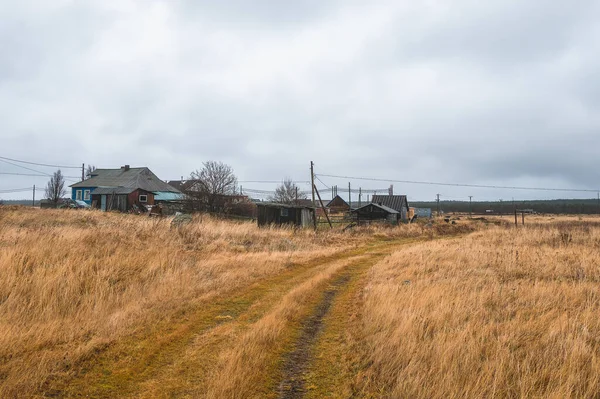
(256, 203, 314, 228)
(325, 195, 350, 214)
(370, 195, 410, 221)
(351, 203, 399, 224)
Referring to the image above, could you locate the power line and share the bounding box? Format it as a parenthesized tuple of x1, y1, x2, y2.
(317, 173, 599, 193)
(0, 158, 52, 177)
(238, 180, 311, 184)
(0, 187, 32, 193)
(0, 155, 80, 169)
(0, 172, 80, 178)
(0, 172, 48, 177)
(314, 175, 331, 189)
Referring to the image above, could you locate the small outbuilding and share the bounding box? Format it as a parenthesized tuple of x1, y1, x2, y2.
(351, 203, 399, 224)
(325, 195, 350, 214)
(371, 195, 410, 221)
(256, 203, 315, 228)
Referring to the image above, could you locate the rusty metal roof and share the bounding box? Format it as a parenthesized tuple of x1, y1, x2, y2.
(370, 195, 409, 212)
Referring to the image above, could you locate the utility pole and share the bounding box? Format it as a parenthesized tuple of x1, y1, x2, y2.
(295, 186, 298, 205)
(436, 194, 440, 216)
(348, 182, 351, 208)
(310, 161, 317, 231)
(32, 185, 35, 207)
(82, 163, 85, 181)
(359, 187, 362, 208)
(314, 184, 332, 228)
(499, 199, 503, 217)
(469, 196, 473, 218)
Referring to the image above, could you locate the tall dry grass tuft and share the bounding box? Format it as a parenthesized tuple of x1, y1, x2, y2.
(359, 223, 600, 398)
(0, 207, 361, 397)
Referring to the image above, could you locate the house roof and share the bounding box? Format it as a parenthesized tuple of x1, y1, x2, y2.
(167, 180, 187, 191)
(370, 195, 409, 212)
(71, 167, 179, 193)
(352, 202, 399, 214)
(92, 187, 139, 195)
(326, 195, 349, 208)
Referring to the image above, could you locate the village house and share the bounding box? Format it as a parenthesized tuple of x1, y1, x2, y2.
(168, 179, 251, 214)
(70, 165, 180, 212)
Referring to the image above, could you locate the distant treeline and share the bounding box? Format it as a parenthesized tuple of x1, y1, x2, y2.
(410, 199, 600, 215)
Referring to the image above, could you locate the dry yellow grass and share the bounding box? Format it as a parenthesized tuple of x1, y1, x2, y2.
(0, 206, 365, 398)
(359, 222, 600, 398)
(13, 205, 586, 398)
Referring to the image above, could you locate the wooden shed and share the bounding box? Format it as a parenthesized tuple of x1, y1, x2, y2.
(351, 203, 399, 224)
(371, 195, 410, 221)
(256, 203, 314, 228)
(325, 195, 350, 214)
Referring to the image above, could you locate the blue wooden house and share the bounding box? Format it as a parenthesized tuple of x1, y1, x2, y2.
(69, 165, 180, 211)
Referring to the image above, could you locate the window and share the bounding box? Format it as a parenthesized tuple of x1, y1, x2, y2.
(76, 190, 82, 200)
(280, 208, 289, 217)
(139, 194, 147, 203)
(83, 190, 91, 201)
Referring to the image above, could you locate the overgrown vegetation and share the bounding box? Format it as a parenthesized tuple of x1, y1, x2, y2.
(358, 222, 600, 397)
(0, 207, 355, 397)
(3, 206, 598, 398)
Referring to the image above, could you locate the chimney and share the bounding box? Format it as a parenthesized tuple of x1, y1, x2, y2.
(122, 165, 130, 171)
(389, 184, 394, 196)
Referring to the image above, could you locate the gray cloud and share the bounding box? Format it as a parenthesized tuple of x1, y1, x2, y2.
(1, 0, 599, 201)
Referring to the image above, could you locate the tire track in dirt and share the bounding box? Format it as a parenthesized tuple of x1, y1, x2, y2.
(49, 241, 397, 398)
(275, 237, 445, 399)
(278, 273, 351, 398)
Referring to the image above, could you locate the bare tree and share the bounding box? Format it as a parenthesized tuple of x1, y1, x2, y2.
(85, 165, 96, 179)
(271, 178, 307, 204)
(45, 170, 66, 205)
(186, 161, 238, 212)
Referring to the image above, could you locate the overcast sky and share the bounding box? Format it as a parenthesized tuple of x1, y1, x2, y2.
(1, 0, 599, 201)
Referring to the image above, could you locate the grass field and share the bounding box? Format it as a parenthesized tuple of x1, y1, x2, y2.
(1, 206, 599, 398)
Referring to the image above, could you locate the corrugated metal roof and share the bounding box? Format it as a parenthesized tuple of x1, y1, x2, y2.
(154, 191, 183, 201)
(352, 203, 399, 214)
(371, 195, 409, 212)
(92, 187, 138, 195)
(71, 167, 180, 193)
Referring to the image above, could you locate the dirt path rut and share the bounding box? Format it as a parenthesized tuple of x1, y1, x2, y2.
(278, 273, 351, 398)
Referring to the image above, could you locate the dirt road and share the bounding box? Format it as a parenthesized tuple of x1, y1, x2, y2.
(48, 238, 419, 398)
